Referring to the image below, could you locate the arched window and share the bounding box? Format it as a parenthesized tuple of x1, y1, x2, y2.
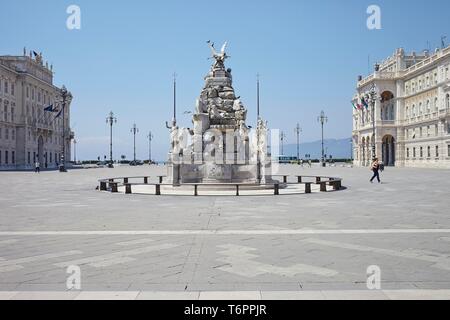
(412, 105, 416, 117)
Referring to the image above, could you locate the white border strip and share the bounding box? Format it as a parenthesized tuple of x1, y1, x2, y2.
(1, 290, 450, 300)
(0, 229, 450, 236)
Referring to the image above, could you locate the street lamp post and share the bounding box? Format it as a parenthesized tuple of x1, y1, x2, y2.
(147, 131, 153, 164)
(365, 84, 379, 161)
(73, 139, 77, 163)
(350, 138, 353, 161)
(131, 123, 139, 163)
(317, 110, 328, 167)
(59, 85, 72, 172)
(294, 123, 302, 161)
(106, 111, 117, 168)
(256, 73, 261, 183)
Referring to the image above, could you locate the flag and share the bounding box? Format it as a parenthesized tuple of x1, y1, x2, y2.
(44, 105, 54, 112)
(55, 108, 63, 118)
(361, 97, 369, 109)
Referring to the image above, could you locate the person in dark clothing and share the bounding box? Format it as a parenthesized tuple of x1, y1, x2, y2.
(370, 158, 381, 183)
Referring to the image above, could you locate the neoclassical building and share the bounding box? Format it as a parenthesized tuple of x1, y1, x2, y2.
(0, 49, 74, 170)
(352, 46, 450, 168)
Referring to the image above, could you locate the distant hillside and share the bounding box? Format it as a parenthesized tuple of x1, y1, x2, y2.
(278, 138, 352, 159)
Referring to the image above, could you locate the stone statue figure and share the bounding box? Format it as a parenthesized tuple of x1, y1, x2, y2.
(257, 119, 268, 160)
(207, 40, 229, 69)
(169, 125, 180, 153)
(195, 99, 207, 114)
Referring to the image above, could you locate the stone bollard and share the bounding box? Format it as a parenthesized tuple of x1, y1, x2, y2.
(320, 182, 327, 192)
(305, 183, 311, 194)
(274, 183, 279, 195)
(110, 182, 118, 193)
(155, 184, 161, 195)
(144, 177, 148, 184)
(100, 181, 107, 191)
(332, 181, 340, 190)
(125, 183, 132, 194)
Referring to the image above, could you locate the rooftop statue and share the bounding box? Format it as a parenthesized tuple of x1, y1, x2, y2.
(207, 40, 229, 69)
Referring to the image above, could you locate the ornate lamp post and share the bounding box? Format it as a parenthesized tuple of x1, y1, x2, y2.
(58, 85, 72, 172)
(295, 123, 302, 161)
(147, 131, 153, 164)
(106, 111, 117, 168)
(365, 84, 379, 161)
(130, 123, 139, 163)
(317, 110, 328, 167)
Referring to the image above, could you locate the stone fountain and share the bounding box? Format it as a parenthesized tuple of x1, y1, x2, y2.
(166, 42, 274, 185)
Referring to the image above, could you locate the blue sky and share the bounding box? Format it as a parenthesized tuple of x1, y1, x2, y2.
(1, 0, 449, 161)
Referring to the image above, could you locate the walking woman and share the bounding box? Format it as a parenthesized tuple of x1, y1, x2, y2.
(370, 158, 381, 183)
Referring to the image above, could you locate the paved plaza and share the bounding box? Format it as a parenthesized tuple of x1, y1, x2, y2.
(0, 164, 450, 299)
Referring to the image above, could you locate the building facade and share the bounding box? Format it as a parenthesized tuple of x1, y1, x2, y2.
(352, 46, 450, 168)
(0, 49, 73, 170)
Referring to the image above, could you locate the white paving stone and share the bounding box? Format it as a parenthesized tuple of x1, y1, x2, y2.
(75, 291, 140, 300)
(199, 291, 262, 300)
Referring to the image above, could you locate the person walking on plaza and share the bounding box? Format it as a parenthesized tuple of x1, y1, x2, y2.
(370, 158, 381, 183)
(35, 161, 40, 173)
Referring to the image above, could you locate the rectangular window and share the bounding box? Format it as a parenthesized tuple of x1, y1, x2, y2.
(4, 82, 8, 94)
(436, 146, 439, 157)
(12, 151, 15, 164)
(11, 107, 14, 122)
(406, 148, 410, 158)
(413, 147, 416, 158)
(28, 152, 31, 164)
(11, 84, 15, 96)
(5, 150, 8, 164)
(427, 146, 431, 158)
(50, 153, 52, 163)
(3, 106, 7, 121)
(420, 147, 423, 158)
